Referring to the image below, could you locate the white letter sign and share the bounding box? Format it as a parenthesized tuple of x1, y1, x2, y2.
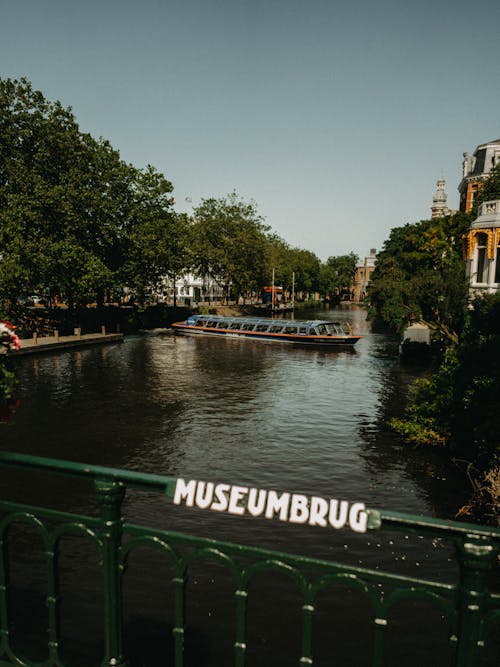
(172, 478, 369, 534)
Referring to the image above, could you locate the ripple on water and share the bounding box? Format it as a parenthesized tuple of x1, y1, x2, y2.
(3, 309, 494, 665)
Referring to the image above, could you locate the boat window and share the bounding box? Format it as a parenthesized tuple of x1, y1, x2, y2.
(333, 322, 348, 334)
(241, 323, 255, 331)
(206, 320, 217, 328)
(196, 319, 208, 327)
(230, 322, 242, 330)
(283, 326, 298, 334)
(255, 324, 270, 332)
(269, 325, 284, 333)
(299, 327, 308, 335)
(316, 324, 327, 335)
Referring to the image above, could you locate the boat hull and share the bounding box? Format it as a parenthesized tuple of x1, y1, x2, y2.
(171, 323, 361, 347)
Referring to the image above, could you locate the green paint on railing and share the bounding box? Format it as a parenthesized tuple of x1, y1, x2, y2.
(0, 452, 499, 666)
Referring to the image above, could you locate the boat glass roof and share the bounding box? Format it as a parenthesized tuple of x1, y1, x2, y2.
(189, 314, 341, 327)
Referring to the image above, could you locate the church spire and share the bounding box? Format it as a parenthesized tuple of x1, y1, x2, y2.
(431, 177, 450, 218)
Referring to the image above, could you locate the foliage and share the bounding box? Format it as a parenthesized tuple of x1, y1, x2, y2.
(190, 193, 270, 299)
(368, 213, 472, 337)
(454, 462, 500, 526)
(390, 293, 500, 465)
(1, 77, 355, 314)
(263, 234, 292, 287)
(0, 77, 182, 307)
(320, 253, 358, 300)
(263, 235, 322, 295)
(289, 248, 322, 294)
(0, 362, 16, 418)
(0, 318, 20, 418)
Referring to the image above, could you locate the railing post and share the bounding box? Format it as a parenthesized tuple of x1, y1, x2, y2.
(234, 588, 248, 667)
(455, 536, 496, 667)
(95, 479, 128, 667)
(46, 538, 61, 664)
(173, 570, 187, 667)
(299, 599, 314, 666)
(0, 529, 11, 658)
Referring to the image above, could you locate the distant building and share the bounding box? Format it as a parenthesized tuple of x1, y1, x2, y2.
(430, 178, 452, 218)
(464, 200, 500, 295)
(459, 139, 500, 212)
(353, 249, 376, 301)
(158, 273, 226, 305)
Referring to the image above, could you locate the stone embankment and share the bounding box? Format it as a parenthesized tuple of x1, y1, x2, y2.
(9, 329, 123, 357)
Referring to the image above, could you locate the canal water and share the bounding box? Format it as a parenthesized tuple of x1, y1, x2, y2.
(1, 307, 497, 666)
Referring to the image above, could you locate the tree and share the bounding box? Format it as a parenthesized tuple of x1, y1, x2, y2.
(390, 293, 500, 525)
(391, 293, 500, 462)
(264, 234, 293, 289)
(120, 167, 182, 305)
(286, 248, 322, 295)
(190, 193, 270, 301)
(261, 236, 322, 297)
(320, 253, 358, 301)
(0, 77, 180, 308)
(368, 213, 471, 338)
(382, 165, 500, 524)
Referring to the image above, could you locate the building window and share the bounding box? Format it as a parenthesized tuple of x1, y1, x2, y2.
(475, 233, 488, 283)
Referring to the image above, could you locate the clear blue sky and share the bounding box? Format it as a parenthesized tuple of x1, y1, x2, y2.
(1, 0, 499, 260)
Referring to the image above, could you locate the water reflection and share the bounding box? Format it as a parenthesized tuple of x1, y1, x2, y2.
(2, 307, 496, 665)
(2, 308, 469, 519)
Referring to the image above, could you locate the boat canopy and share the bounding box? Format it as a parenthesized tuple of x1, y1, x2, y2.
(184, 315, 352, 336)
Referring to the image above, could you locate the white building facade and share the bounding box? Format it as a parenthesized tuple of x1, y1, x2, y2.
(158, 273, 227, 305)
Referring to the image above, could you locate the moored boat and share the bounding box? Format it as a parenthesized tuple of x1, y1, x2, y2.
(171, 315, 362, 347)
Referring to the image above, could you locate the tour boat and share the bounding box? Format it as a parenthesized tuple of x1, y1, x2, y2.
(171, 315, 362, 347)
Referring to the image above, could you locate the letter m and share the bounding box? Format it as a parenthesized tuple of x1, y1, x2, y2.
(173, 479, 197, 507)
(264, 491, 290, 521)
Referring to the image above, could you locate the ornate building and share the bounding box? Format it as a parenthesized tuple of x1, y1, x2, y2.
(430, 178, 451, 218)
(464, 199, 500, 295)
(459, 139, 500, 212)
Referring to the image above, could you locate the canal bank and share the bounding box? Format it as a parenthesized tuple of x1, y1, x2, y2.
(10, 301, 325, 340)
(10, 331, 124, 356)
(10, 303, 193, 338)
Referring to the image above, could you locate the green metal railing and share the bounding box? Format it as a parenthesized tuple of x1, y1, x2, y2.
(0, 451, 499, 666)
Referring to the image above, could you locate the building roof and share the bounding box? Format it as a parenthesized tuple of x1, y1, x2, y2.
(471, 200, 500, 229)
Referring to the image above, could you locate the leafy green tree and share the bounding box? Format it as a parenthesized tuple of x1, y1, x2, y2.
(191, 193, 270, 301)
(34, 240, 114, 309)
(391, 293, 500, 465)
(0, 77, 180, 308)
(384, 165, 500, 523)
(286, 248, 322, 295)
(368, 213, 472, 338)
(120, 167, 181, 305)
(264, 234, 294, 289)
(263, 236, 322, 296)
(320, 253, 358, 301)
